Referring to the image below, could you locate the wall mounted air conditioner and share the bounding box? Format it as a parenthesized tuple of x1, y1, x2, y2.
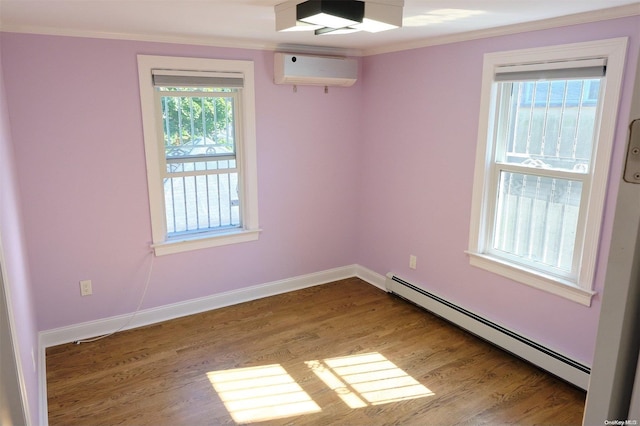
(274, 52, 357, 87)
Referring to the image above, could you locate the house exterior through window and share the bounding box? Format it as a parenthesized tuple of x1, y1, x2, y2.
(467, 38, 627, 305)
(137, 56, 259, 256)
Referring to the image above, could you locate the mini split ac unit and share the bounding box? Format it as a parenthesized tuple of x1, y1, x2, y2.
(274, 52, 358, 87)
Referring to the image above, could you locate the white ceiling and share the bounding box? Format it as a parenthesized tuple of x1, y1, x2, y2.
(0, 0, 638, 55)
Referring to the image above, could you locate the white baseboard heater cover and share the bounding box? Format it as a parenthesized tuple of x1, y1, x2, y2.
(385, 273, 590, 389)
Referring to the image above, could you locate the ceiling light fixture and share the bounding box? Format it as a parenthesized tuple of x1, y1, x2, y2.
(298, 1, 365, 29)
(275, 0, 404, 35)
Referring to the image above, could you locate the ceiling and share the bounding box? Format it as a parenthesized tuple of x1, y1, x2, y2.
(0, 0, 638, 55)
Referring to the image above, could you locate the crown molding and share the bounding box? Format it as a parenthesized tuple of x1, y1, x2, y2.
(363, 3, 640, 56)
(0, 24, 365, 57)
(0, 24, 281, 51)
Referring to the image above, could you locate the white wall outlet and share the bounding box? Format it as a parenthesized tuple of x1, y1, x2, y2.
(80, 279, 92, 296)
(409, 255, 417, 270)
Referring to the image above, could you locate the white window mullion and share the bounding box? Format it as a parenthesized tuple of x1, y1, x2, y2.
(494, 163, 588, 181)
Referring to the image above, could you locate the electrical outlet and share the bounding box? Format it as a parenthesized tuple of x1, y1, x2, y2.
(80, 280, 92, 296)
(409, 255, 417, 270)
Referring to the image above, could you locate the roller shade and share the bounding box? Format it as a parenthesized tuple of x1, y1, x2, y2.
(152, 69, 244, 88)
(495, 58, 606, 82)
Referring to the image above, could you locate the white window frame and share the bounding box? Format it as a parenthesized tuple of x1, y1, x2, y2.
(137, 55, 260, 256)
(467, 38, 628, 306)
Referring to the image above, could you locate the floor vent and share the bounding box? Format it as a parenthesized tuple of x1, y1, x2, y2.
(385, 273, 590, 389)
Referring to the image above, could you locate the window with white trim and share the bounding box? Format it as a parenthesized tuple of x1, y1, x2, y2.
(468, 38, 627, 305)
(137, 56, 260, 256)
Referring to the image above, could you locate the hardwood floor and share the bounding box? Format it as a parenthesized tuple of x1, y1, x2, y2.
(46, 278, 586, 425)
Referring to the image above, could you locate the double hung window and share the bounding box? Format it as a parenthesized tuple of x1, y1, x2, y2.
(155, 71, 241, 235)
(138, 56, 259, 255)
(468, 39, 627, 305)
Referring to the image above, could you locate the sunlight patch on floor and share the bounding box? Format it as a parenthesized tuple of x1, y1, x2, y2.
(309, 352, 435, 406)
(305, 359, 368, 408)
(207, 352, 434, 422)
(207, 364, 321, 423)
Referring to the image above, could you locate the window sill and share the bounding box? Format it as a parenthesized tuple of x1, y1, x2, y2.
(152, 228, 261, 256)
(466, 251, 596, 306)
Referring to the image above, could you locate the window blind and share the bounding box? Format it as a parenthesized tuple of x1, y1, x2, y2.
(152, 70, 244, 88)
(494, 58, 606, 82)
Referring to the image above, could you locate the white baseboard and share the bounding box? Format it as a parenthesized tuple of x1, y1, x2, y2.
(37, 264, 385, 426)
(354, 264, 386, 290)
(39, 264, 381, 348)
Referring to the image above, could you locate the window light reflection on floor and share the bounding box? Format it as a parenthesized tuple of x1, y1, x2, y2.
(308, 352, 435, 407)
(207, 364, 321, 423)
(207, 352, 434, 423)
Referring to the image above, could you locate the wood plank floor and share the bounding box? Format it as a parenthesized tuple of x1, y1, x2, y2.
(46, 278, 586, 425)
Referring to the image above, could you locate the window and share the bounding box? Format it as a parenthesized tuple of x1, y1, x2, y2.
(138, 56, 259, 256)
(468, 38, 628, 305)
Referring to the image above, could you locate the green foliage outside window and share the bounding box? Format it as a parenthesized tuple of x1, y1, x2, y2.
(159, 88, 235, 152)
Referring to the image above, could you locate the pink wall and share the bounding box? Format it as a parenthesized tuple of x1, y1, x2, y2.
(357, 16, 640, 365)
(1, 35, 362, 331)
(0, 34, 40, 425)
(1, 14, 638, 372)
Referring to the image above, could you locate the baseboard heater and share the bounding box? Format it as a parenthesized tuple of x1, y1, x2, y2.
(385, 273, 590, 390)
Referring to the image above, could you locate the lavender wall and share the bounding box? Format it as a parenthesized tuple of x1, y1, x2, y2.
(1, 14, 638, 374)
(1, 35, 362, 331)
(0, 35, 40, 425)
(357, 17, 640, 365)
